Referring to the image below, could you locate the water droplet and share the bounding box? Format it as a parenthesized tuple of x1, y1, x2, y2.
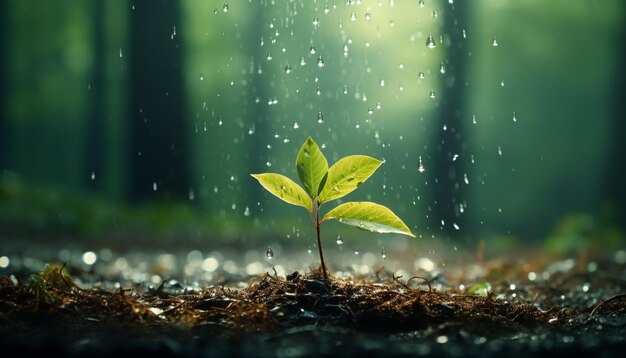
(426, 33, 436, 49)
(472, 114, 477, 124)
(429, 90, 436, 99)
(463, 173, 469, 184)
(492, 37, 498, 47)
(119, 48, 123, 58)
(462, 29, 467, 39)
(350, 12, 357, 21)
(498, 146, 503, 156)
(432, 10, 438, 18)
(188, 188, 195, 201)
(376, 102, 381, 110)
(300, 57, 306, 66)
(452, 154, 459, 161)
(367, 107, 373, 115)
(419, 0, 425, 8)
(336, 234, 343, 245)
(354, 249, 360, 256)
(152, 182, 158, 191)
(418, 71, 425, 79)
(317, 112, 324, 124)
(418, 156, 425, 173)
(379, 79, 385, 87)
(243, 206, 251, 216)
(90, 172, 96, 180)
(284, 65, 292, 74)
(365, 13, 372, 22)
(316, 87, 321, 96)
(222, 3, 229, 12)
(512, 112, 517, 122)
(343, 45, 349, 57)
(265, 247, 274, 260)
(500, 80, 505, 87)
(439, 62, 446, 74)
(312, 17, 320, 28)
(381, 248, 387, 260)
(309, 46, 316, 54)
(324, 6, 330, 14)
(317, 56, 325, 68)
(266, 53, 272, 61)
(293, 121, 299, 129)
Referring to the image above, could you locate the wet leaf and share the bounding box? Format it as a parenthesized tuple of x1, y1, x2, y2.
(251, 173, 312, 212)
(296, 137, 328, 198)
(318, 155, 382, 204)
(323, 201, 415, 237)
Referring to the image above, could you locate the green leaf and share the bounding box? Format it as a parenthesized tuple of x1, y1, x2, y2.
(318, 155, 382, 204)
(323, 201, 415, 237)
(296, 137, 328, 198)
(466, 282, 491, 297)
(251, 173, 312, 212)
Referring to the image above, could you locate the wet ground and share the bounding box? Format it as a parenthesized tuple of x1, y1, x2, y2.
(1, 236, 625, 357)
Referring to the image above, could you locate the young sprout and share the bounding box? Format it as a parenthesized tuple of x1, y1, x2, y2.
(252, 137, 415, 279)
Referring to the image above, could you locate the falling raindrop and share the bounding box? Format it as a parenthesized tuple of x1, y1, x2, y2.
(367, 107, 373, 115)
(350, 12, 357, 21)
(418, 156, 426, 173)
(379, 79, 385, 87)
(284, 65, 292, 74)
(317, 56, 325, 68)
(500, 80, 505, 87)
(429, 90, 436, 99)
(426, 33, 436, 49)
(336, 234, 343, 245)
(343, 45, 349, 57)
(309, 46, 316, 55)
(453, 223, 460, 230)
(265, 247, 274, 260)
(381, 248, 387, 260)
(512, 111, 517, 122)
(462, 29, 467, 39)
(317, 112, 324, 124)
(266, 53, 272, 61)
(312, 17, 320, 28)
(418, 71, 425, 79)
(452, 154, 459, 161)
(300, 57, 306, 66)
(243, 206, 251, 216)
(472, 114, 477, 124)
(419, 0, 425, 8)
(90, 172, 96, 180)
(365, 13, 372, 22)
(222, 3, 229, 12)
(293, 121, 299, 129)
(492, 37, 498, 47)
(119, 48, 123, 58)
(376, 102, 381, 110)
(498, 146, 503, 156)
(439, 62, 446, 74)
(152, 182, 158, 191)
(463, 173, 469, 184)
(316, 87, 321, 96)
(354, 249, 360, 256)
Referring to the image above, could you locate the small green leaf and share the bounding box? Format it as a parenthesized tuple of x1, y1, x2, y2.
(318, 155, 382, 204)
(296, 137, 329, 198)
(323, 201, 415, 237)
(251, 173, 312, 212)
(466, 282, 491, 297)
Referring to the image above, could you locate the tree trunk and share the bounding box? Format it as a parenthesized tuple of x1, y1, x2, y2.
(0, 1, 8, 172)
(128, 0, 189, 202)
(85, 0, 105, 190)
(606, 8, 626, 230)
(431, 1, 469, 235)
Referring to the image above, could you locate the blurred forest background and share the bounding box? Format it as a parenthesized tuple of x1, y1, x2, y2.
(0, 0, 624, 253)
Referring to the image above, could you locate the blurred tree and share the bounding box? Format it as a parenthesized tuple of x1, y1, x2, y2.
(607, 7, 626, 230)
(432, 1, 468, 235)
(245, 3, 270, 210)
(0, 1, 7, 171)
(129, 0, 190, 202)
(85, 0, 105, 190)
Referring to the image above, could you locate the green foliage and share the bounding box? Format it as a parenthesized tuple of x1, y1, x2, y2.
(252, 137, 414, 278)
(466, 282, 491, 297)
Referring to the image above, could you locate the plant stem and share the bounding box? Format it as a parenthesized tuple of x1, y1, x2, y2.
(315, 200, 328, 280)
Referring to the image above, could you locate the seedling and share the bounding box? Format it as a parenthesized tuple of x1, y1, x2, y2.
(252, 137, 414, 279)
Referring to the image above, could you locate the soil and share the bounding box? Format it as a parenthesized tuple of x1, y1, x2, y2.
(1, 250, 626, 357)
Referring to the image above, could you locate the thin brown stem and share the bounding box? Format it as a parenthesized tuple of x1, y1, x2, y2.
(314, 200, 328, 280)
